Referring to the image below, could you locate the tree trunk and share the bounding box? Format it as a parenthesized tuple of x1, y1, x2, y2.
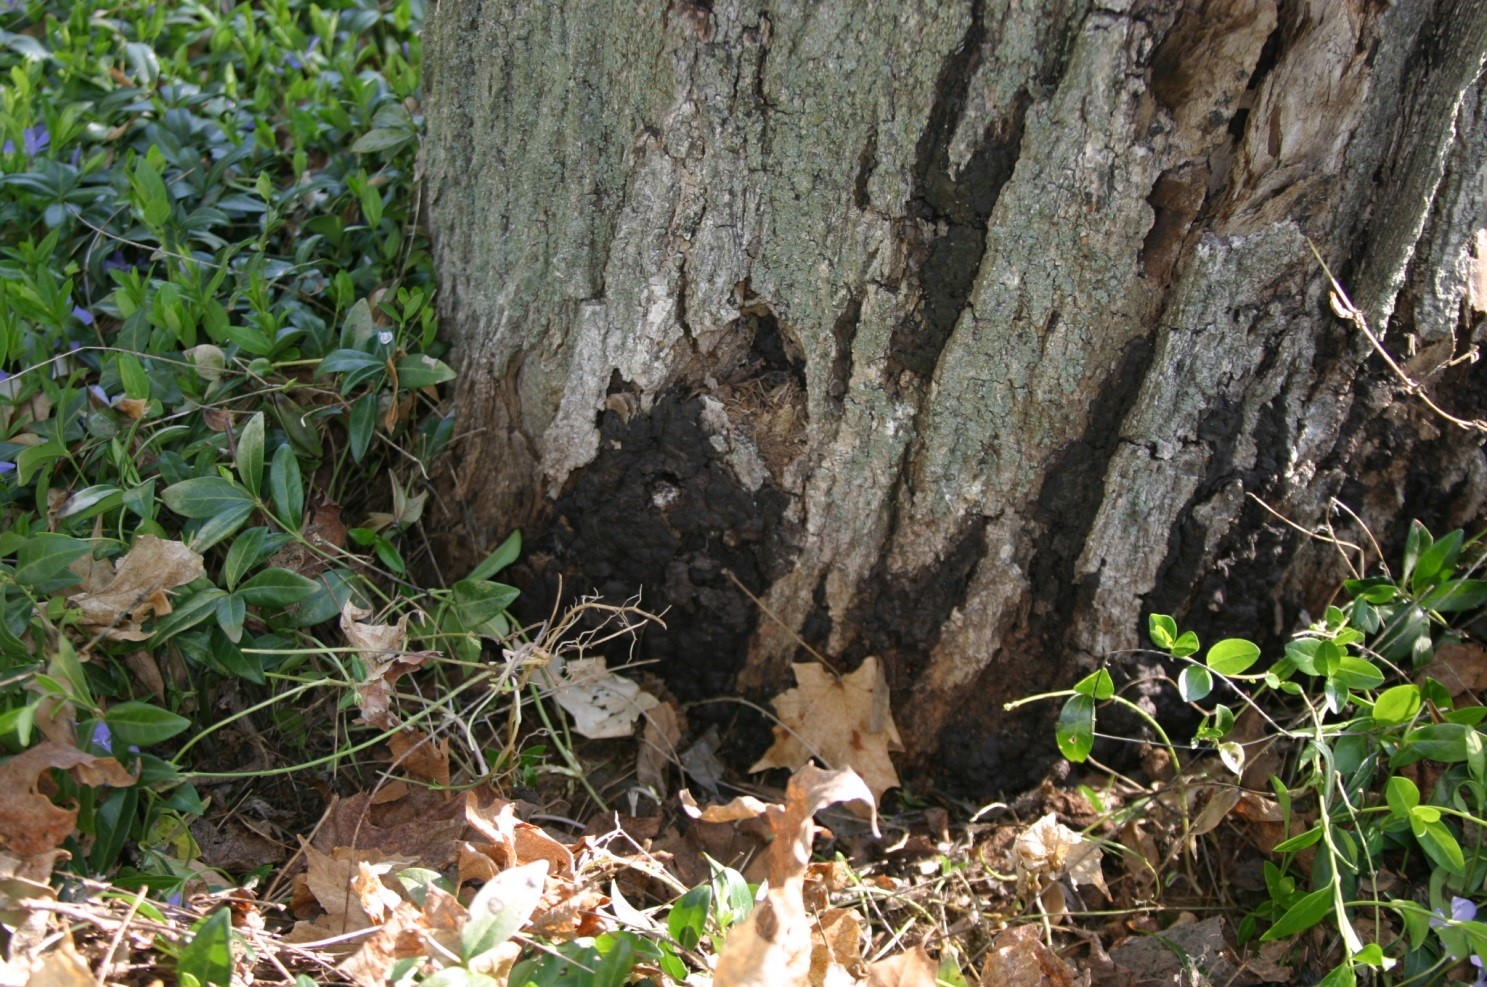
(421, 0, 1487, 794)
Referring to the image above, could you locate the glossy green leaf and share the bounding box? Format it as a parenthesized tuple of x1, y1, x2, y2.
(106, 700, 191, 747)
(1260, 886, 1333, 941)
(468, 530, 522, 581)
(237, 568, 320, 609)
(269, 442, 304, 528)
(1384, 775, 1418, 818)
(1206, 638, 1261, 676)
(237, 412, 264, 497)
(1329, 656, 1385, 691)
(667, 884, 712, 951)
(1072, 669, 1115, 700)
(395, 353, 455, 389)
(1178, 665, 1212, 702)
(162, 476, 254, 519)
(1371, 684, 1421, 727)
(1148, 614, 1177, 650)
(177, 907, 233, 987)
(462, 861, 548, 962)
(1056, 694, 1095, 763)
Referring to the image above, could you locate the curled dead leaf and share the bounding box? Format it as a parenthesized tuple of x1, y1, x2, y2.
(0, 742, 137, 855)
(539, 654, 660, 739)
(67, 535, 204, 641)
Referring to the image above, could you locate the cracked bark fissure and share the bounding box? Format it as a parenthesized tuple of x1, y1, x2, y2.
(424, 0, 1487, 794)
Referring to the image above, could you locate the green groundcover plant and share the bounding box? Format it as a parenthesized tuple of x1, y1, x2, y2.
(0, 0, 524, 902)
(1020, 522, 1487, 986)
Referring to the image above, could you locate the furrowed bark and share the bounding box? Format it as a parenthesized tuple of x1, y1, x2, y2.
(423, 0, 1487, 793)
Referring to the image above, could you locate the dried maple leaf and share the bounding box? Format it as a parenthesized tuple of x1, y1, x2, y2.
(750, 658, 903, 800)
(66, 535, 204, 641)
(0, 742, 137, 855)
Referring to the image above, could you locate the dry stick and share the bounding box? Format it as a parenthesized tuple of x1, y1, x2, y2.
(93, 886, 147, 987)
(1246, 492, 1366, 580)
(721, 567, 842, 677)
(1308, 237, 1487, 434)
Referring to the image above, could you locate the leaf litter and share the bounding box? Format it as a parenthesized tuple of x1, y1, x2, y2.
(0, 599, 1323, 987)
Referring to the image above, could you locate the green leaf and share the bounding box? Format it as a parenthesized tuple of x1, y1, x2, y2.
(450, 580, 520, 631)
(222, 527, 270, 591)
(116, 351, 150, 400)
(237, 412, 264, 497)
(58, 484, 123, 521)
(1056, 694, 1095, 763)
(708, 860, 755, 929)
(1412, 528, 1463, 592)
(1394, 722, 1474, 765)
(1260, 886, 1334, 940)
(162, 476, 255, 519)
(1384, 775, 1418, 818)
(395, 353, 455, 389)
(177, 907, 233, 987)
(462, 861, 548, 963)
(1171, 631, 1200, 659)
(1272, 826, 1323, 853)
(269, 443, 304, 529)
(1415, 817, 1466, 875)
(133, 158, 172, 230)
(1178, 666, 1212, 702)
(1401, 520, 1429, 584)
(349, 392, 377, 463)
(15, 534, 91, 589)
(1421, 578, 1487, 614)
(1206, 638, 1261, 675)
(237, 568, 320, 609)
(667, 885, 711, 951)
(1329, 656, 1385, 691)
(1371, 684, 1421, 727)
(350, 127, 414, 154)
(106, 700, 191, 747)
(216, 591, 247, 645)
(190, 500, 255, 553)
(468, 530, 522, 581)
(1072, 669, 1114, 700)
(1315, 964, 1356, 987)
(1148, 614, 1177, 650)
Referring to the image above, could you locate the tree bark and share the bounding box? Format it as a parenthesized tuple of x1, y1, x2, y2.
(421, 0, 1487, 793)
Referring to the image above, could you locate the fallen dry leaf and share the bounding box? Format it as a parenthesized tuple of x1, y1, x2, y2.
(1429, 639, 1487, 697)
(713, 765, 878, 987)
(751, 658, 903, 800)
(980, 924, 1079, 987)
(0, 742, 137, 855)
(810, 908, 864, 987)
(340, 602, 434, 729)
(539, 654, 660, 739)
(1014, 813, 1107, 897)
(637, 699, 682, 797)
(66, 535, 204, 641)
(866, 944, 937, 987)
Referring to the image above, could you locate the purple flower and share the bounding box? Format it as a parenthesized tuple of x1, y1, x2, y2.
(3, 124, 49, 159)
(285, 35, 320, 70)
(0, 462, 15, 477)
(72, 304, 94, 326)
(103, 252, 131, 273)
(1433, 896, 1478, 927)
(90, 721, 113, 753)
(1434, 898, 1487, 986)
